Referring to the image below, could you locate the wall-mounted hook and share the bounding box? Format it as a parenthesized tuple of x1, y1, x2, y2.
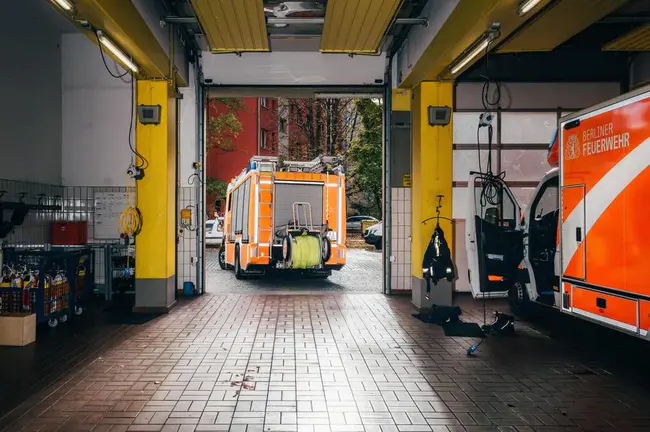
(19, 193, 27, 203)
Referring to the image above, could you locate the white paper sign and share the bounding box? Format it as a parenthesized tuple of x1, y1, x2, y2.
(94, 192, 128, 239)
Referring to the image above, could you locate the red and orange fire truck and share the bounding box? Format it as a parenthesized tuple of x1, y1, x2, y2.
(218, 155, 347, 279)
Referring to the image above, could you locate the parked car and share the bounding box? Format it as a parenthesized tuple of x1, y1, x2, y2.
(364, 222, 383, 250)
(346, 215, 378, 233)
(206, 218, 224, 247)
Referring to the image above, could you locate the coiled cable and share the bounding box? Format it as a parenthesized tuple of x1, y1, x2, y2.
(118, 205, 142, 237)
(118, 180, 142, 238)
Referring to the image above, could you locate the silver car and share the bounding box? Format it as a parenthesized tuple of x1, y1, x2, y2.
(206, 218, 224, 247)
(346, 215, 378, 233)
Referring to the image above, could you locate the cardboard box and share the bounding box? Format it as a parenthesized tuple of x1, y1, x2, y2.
(0, 313, 36, 346)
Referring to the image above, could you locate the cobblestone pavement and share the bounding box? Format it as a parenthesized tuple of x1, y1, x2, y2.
(205, 249, 383, 294)
(4, 293, 650, 431)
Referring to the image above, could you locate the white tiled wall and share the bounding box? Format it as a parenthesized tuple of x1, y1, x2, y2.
(177, 187, 198, 291)
(390, 187, 412, 291)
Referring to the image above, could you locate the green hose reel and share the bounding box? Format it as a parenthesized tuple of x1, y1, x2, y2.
(282, 232, 325, 270)
(290, 233, 321, 269)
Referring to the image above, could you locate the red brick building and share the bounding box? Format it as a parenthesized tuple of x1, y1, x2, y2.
(206, 97, 281, 184)
(206, 97, 353, 215)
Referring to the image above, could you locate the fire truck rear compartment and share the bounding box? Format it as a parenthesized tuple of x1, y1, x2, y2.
(273, 182, 324, 229)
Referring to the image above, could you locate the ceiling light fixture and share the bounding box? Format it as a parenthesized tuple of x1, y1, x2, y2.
(96, 30, 139, 73)
(517, 0, 544, 16)
(50, 0, 74, 11)
(448, 24, 501, 76)
(450, 38, 490, 75)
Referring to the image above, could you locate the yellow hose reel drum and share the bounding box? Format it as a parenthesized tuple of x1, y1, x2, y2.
(282, 232, 330, 270)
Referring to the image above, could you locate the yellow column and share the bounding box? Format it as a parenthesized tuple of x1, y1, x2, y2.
(134, 80, 177, 313)
(411, 81, 454, 310)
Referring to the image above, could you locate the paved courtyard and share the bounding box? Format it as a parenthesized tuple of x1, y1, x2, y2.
(205, 249, 384, 294)
(2, 291, 650, 431)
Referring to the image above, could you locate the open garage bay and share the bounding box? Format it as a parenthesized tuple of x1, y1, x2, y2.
(206, 249, 384, 294)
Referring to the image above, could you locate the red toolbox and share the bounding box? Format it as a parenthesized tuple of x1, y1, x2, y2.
(51, 222, 88, 245)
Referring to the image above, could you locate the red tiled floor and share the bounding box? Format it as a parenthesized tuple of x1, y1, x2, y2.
(2, 293, 650, 431)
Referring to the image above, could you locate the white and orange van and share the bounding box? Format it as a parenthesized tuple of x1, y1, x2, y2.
(218, 155, 347, 279)
(466, 85, 650, 340)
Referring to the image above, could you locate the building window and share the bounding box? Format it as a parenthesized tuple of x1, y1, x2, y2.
(279, 118, 287, 133)
(260, 97, 267, 108)
(261, 129, 268, 149)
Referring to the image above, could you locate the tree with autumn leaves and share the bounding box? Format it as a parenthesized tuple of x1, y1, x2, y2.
(206, 98, 247, 152)
(204, 96, 383, 219)
(283, 98, 359, 160)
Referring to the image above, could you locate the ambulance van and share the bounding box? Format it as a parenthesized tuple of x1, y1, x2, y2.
(466, 84, 650, 340)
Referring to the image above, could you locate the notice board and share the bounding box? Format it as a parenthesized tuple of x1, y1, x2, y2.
(94, 191, 127, 239)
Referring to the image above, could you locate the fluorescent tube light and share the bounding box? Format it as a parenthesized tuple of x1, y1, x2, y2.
(51, 0, 73, 11)
(518, 0, 544, 16)
(96, 30, 139, 73)
(450, 38, 490, 75)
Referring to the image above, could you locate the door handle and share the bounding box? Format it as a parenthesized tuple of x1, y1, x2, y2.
(576, 227, 582, 242)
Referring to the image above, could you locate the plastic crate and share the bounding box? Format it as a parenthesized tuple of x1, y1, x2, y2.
(51, 222, 88, 245)
(0, 248, 92, 327)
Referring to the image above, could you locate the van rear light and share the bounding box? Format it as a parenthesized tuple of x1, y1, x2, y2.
(338, 249, 345, 259)
(251, 247, 258, 258)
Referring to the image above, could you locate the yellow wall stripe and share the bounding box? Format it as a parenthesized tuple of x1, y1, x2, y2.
(136, 80, 176, 279)
(392, 89, 411, 111)
(411, 82, 453, 277)
(191, 0, 269, 52)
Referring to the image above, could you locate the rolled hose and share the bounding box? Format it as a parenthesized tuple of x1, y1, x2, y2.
(117, 206, 142, 237)
(290, 234, 322, 269)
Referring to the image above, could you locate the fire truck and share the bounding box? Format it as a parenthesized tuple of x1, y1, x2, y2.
(218, 155, 347, 279)
(466, 84, 650, 340)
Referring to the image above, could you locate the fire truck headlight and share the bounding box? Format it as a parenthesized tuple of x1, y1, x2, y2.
(326, 231, 337, 242)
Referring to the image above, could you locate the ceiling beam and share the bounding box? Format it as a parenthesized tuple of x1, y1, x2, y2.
(399, 0, 555, 88)
(49, 0, 185, 85)
(496, 0, 626, 53)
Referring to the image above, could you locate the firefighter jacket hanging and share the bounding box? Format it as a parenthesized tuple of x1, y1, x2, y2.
(422, 224, 455, 299)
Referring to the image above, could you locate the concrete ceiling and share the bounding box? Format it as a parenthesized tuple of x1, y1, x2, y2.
(459, 0, 650, 84)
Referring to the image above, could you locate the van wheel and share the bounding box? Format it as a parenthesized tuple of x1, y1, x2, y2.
(218, 245, 227, 270)
(509, 280, 530, 317)
(235, 247, 245, 280)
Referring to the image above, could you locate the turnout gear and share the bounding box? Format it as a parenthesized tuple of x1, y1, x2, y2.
(422, 225, 455, 300)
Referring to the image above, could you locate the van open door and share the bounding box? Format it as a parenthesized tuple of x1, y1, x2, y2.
(466, 172, 524, 299)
